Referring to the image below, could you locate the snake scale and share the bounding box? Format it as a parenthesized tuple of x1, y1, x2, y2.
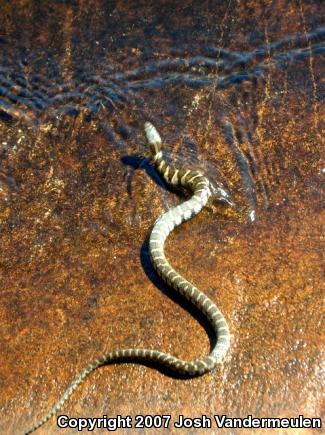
(25, 122, 230, 434)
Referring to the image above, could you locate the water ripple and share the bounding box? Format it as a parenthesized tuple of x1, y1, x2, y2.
(0, 27, 323, 124)
(0, 27, 323, 220)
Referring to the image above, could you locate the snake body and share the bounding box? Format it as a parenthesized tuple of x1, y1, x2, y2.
(25, 122, 230, 434)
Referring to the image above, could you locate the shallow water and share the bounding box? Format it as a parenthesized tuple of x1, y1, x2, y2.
(0, 3, 324, 222)
(0, 1, 324, 434)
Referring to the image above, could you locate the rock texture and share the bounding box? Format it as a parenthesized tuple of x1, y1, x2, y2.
(0, 1, 324, 434)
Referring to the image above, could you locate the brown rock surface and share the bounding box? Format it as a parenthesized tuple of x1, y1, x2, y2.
(0, 1, 324, 434)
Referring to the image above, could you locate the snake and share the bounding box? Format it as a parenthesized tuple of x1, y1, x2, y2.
(24, 122, 231, 434)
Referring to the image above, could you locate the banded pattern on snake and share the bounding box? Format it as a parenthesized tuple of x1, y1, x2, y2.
(25, 122, 230, 434)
